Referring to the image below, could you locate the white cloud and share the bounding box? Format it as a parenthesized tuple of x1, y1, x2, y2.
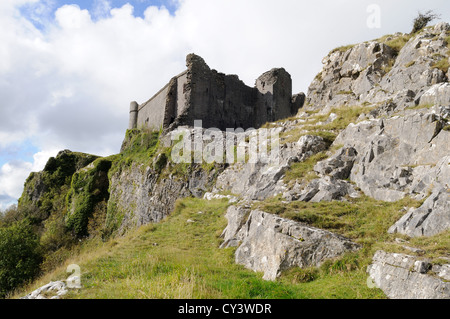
(55, 4, 92, 29)
(1, 0, 450, 208)
(0, 148, 59, 208)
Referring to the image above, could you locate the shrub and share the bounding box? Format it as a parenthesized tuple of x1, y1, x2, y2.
(0, 220, 42, 297)
(66, 158, 112, 238)
(411, 10, 440, 34)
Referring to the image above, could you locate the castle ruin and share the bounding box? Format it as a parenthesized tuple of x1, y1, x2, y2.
(128, 54, 305, 132)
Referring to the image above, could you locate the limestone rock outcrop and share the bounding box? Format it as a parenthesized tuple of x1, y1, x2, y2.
(222, 207, 360, 281)
(332, 108, 450, 203)
(107, 162, 222, 234)
(21, 281, 68, 300)
(307, 41, 396, 110)
(307, 24, 450, 112)
(388, 187, 450, 237)
(367, 250, 450, 299)
(213, 134, 330, 201)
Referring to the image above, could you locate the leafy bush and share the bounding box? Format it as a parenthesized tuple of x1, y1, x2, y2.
(0, 220, 42, 297)
(66, 158, 112, 238)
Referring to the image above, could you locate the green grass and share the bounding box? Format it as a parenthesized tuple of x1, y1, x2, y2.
(300, 105, 375, 133)
(253, 196, 422, 243)
(405, 103, 435, 111)
(377, 33, 413, 55)
(337, 90, 354, 95)
(283, 152, 329, 185)
(13, 197, 387, 299)
(329, 44, 356, 55)
(432, 58, 449, 74)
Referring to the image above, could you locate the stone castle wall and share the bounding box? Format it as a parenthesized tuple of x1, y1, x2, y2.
(128, 54, 305, 131)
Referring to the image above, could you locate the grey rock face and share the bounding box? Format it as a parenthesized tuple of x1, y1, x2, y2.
(307, 26, 450, 111)
(214, 134, 329, 201)
(330, 108, 450, 237)
(220, 205, 251, 248)
(131, 54, 304, 132)
(285, 145, 361, 202)
(295, 177, 360, 203)
(418, 83, 450, 106)
(108, 162, 221, 234)
(307, 41, 396, 109)
(333, 109, 450, 203)
(388, 188, 450, 237)
(232, 209, 360, 281)
(367, 250, 450, 299)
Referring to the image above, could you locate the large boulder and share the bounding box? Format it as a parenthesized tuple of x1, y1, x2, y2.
(228, 209, 360, 281)
(418, 83, 450, 106)
(388, 187, 450, 237)
(367, 250, 450, 299)
(292, 176, 360, 203)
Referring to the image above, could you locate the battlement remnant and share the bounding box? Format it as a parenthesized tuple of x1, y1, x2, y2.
(128, 54, 305, 131)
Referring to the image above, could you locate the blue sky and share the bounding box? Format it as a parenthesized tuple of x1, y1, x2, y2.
(19, 0, 179, 29)
(0, 141, 39, 168)
(1, 0, 450, 210)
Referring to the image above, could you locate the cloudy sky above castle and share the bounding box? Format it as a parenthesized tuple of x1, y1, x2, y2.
(1, 0, 450, 209)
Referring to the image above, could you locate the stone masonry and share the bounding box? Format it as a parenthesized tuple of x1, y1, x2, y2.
(128, 54, 305, 131)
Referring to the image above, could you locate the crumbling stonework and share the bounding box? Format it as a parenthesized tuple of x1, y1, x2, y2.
(128, 54, 304, 131)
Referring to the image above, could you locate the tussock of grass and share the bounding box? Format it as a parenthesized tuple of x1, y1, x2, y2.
(406, 103, 435, 111)
(329, 44, 356, 55)
(381, 34, 413, 55)
(432, 58, 449, 74)
(301, 105, 375, 133)
(283, 152, 329, 185)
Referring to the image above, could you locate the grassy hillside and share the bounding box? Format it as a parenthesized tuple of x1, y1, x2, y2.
(9, 109, 450, 299)
(13, 197, 393, 299)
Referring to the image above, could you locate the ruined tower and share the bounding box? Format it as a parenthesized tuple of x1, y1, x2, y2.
(128, 101, 138, 130)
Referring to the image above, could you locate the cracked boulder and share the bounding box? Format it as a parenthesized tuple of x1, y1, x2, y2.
(228, 209, 360, 281)
(367, 250, 450, 299)
(388, 187, 450, 237)
(294, 177, 360, 202)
